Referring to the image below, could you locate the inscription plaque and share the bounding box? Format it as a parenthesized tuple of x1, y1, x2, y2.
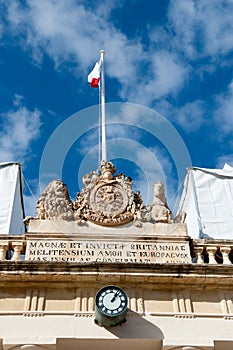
(25, 239, 191, 264)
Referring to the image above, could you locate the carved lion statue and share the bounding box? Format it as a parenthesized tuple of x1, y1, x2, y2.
(36, 180, 74, 221)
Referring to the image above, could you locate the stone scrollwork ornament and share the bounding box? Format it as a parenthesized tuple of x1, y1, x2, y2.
(74, 161, 142, 226)
(34, 162, 173, 227)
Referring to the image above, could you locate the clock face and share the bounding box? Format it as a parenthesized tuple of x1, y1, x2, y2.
(96, 286, 128, 317)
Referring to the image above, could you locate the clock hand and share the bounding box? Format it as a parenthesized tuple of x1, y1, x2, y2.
(110, 291, 120, 303)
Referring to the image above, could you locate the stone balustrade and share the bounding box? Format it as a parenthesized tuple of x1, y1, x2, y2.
(0, 235, 26, 261)
(0, 235, 233, 266)
(192, 239, 233, 265)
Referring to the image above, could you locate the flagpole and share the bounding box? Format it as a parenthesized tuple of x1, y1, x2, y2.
(100, 49, 107, 162)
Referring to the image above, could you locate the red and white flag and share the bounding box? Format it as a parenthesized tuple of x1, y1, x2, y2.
(87, 59, 102, 88)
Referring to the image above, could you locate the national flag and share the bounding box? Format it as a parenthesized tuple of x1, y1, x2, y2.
(87, 59, 102, 88)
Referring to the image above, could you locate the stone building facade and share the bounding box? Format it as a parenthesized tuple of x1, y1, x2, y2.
(0, 162, 233, 350)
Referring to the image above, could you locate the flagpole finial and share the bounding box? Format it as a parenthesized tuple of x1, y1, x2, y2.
(100, 49, 105, 56)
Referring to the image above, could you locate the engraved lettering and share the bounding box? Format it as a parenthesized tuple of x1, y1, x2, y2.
(25, 240, 191, 264)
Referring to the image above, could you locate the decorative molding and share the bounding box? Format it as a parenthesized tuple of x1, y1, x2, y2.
(23, 312, 44, 317)
(34, 161, 175, 227)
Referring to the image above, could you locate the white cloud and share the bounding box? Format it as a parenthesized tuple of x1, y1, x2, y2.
(1, 0, 233, 133)
(216, 154, 233, 169)
(130, 51, 189, 104)
(0, 0, 188, 106)
(106, 50, 189, 106)
(153, 52, 188, 94)
(3, 0, 143, 75)
(153, 98, 206, 134)
(168, 0, 233, 60)
(2, 0, 233, 220)
(76, 123, 142, 158)
(77, 128, 99, 157)
(213, 80, 233, 134)
(0, 95, 42, 163)
(175, 100, 206, 132)
(130, 145, 178, 212)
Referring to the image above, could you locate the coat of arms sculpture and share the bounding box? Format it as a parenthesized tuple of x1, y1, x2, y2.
(34, 161, 174, 227)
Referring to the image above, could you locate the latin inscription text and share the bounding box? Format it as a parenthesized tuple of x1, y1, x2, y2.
(25, 240, 191, 264)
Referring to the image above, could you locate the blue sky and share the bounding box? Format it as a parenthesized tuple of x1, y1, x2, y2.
(1, 0, 233, 216)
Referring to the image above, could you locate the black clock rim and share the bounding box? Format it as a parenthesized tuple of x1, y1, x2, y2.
(95, 285, 128, 316)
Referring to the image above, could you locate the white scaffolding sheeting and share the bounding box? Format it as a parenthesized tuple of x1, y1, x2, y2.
(178, 164, 233, 239)
(0, 162, 25, 234)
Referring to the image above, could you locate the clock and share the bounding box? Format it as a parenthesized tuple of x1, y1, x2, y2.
(94, 285, 128, 327)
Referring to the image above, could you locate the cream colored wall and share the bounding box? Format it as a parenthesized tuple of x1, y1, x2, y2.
(0, 274, 233, 349)
(0, 218, 233, 349)
(0, 284, 232, 317)
(0, 314, 232, 349)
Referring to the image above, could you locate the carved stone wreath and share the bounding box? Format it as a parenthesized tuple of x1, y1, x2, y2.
(73, 161, 139, 226)
(90, 183, 128, 216)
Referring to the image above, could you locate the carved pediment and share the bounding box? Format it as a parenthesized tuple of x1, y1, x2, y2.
(35, 163, 175, 227)
(36, 161, 143, 227)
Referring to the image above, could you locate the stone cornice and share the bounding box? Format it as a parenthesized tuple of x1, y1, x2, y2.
(0, 261, 233, 288)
